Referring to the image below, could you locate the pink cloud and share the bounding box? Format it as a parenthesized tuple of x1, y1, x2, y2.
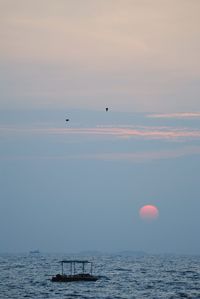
(54, 126, 200, 140)
(1, 125, 200, 141)
(148, 112, 200, 119)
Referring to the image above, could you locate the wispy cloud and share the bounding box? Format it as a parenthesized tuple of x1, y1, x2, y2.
(148, 112, 200, 119)
(63, 127, 200, 140)
(1, 125, 200, 141)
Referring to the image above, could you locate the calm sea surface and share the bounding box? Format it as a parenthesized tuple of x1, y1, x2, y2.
(0, 254, 199, 299)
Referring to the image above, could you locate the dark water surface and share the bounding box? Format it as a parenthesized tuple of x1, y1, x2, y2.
(0, 254, 199, 298)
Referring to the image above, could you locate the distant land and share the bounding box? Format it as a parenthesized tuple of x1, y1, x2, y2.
(77, 250, 147, 257)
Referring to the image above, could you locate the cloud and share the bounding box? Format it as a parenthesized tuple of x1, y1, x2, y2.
(1, 125, 200, 141)
(62, 127, 200, 140)
(148, 112, 200, 119)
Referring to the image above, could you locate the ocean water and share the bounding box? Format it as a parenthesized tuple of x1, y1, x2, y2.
(0, 253, 199, 299)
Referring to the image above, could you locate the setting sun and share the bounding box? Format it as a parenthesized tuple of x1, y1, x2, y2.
(139, 205, 159, 220)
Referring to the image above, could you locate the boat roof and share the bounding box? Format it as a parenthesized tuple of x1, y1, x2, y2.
(60, 260, 91, 264)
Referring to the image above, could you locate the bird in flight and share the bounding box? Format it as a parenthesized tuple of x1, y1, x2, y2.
(66, 118, 69, 122)
(106, 107, 109, 112)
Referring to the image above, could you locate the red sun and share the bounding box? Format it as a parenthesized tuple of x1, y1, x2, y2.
(139, 205, 159, 220)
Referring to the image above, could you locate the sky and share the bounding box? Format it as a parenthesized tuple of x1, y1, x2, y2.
(0, 0, 200, 254)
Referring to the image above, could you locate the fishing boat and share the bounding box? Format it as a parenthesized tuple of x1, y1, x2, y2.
(51, 260, 99, 282)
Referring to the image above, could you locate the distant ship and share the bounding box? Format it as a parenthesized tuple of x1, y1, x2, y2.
(29, 250, 40, 254)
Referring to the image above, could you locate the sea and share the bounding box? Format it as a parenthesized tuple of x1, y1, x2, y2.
(0, 253, 199, 299)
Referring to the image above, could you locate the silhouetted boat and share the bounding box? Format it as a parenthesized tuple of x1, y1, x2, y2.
(51, 260, 99, 282)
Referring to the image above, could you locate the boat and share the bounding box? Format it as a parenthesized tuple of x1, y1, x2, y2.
(51, 260, 99, 282)
(29, 249, 40, 254)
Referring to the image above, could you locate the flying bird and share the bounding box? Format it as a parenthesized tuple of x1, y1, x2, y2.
(106, 107, 109, 112)
(66, 119, 69, 122)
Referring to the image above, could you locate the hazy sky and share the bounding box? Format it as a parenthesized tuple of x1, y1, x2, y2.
(1, 0, 200, 111)
(1, 1, 200, 254)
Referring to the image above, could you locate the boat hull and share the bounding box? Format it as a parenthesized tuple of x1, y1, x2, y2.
(51, 274, 99, 282)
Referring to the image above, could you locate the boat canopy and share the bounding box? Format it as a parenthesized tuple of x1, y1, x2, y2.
(60, 260, 90, 264)
(59, 260, 93, 275)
